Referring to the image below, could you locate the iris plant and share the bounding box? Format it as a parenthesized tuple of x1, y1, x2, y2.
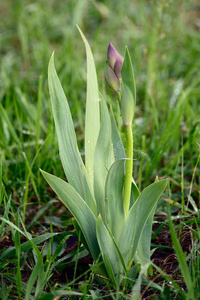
(41, 27, 167, 288)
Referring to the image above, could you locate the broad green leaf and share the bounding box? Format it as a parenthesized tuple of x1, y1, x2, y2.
(77, 26, 100, 185)
(96, 215, 123, 287)
(48, 53, 96, 214)
(134, 181, 153, 268)
(94, 95, 115, 220)
(105, 159, 125, 241)
(121, 47, 136, 103)
(118, 179, 167, 265)
(110, 107, 126, 160)
(135, 206, 155, 270)
(41, 170, 100, 261)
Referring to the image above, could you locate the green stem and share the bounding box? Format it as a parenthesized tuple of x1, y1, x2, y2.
(123, 124, 133, 217)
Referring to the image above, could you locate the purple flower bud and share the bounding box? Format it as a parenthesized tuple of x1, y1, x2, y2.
(107, 43, 118, 69)
(114, 56, 123, 78)
(105, 43, 123, 93)
(105, 62, 121, 92)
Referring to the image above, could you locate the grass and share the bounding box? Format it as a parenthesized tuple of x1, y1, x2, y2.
(0, 0, 200, 298)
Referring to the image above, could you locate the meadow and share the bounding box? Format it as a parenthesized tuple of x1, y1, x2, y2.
(0, 0, 200, 299)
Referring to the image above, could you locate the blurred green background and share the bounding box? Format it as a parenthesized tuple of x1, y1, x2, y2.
(0, 0, 200, 201)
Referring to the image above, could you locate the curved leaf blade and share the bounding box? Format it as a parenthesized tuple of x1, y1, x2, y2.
(105, 159, 125, 241)
(94, 95, 114, 220)
(77, 26, 100, 185)
(48, 53, 96, 213)
(41, 170, 100, 261)
(96, 215, 123, 287)
(118, 179, 168, 265)
(121, 46, 136, 103)
(135, 205, 156, 268)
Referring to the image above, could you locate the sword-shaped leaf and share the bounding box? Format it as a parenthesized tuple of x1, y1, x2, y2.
(135, 204, 156, 269)
(77, 26, 100, 186)
(96, 215, 125, 287)
(94, 95, 114, 220)
(48, 53, 96, 214)
(41, 170, 100, 261)
(118, 179, 167, 266)
(105, 159, 125, 241)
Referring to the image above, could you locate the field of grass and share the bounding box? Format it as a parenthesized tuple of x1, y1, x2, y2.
(0, 0, 200, 299)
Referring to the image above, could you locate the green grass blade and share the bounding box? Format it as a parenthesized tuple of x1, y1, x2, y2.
(41, 170, 100, 261)
(48, 52, 96, 213)
(77, 26, 100, 185)
(51, 234, 72, 261)
(0, 103, 21, 147)
(0, 217, 27, 237)
(167, 204, 194, 299)
(105, 159, 125, 241)
(36, 75, 43, 152)
(0, 216, 45, 294)
(0, 232, 64, 261)
(0, 195, 11, 233)
(25, 261, 41, 300)
(15, 213, 22, 300)
(1, 278, 7, 300)
(153, 263, 186, 298)
(94, 95, 114, 220)
(119, 179, 167, 265)
(35, 290, 84, 300)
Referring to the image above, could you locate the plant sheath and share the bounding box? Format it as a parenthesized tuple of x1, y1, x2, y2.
(123, 124, 133, 217)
